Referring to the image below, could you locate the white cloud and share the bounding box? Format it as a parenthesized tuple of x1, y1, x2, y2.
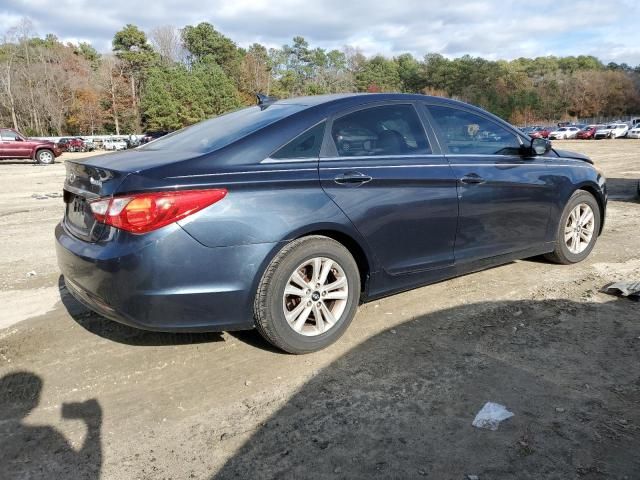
(1, 0, 639, 64)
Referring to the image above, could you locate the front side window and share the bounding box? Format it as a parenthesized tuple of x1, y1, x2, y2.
(272, 121, 325, 159)
(331, 104, 430, 157)
(1, 129, 20, 141)
(428, 105, 521, 156)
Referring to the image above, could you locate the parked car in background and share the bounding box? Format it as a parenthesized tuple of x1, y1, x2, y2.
(549, 126, 580, 139)
(595, 125, 614, 139)
(141, 131, 170, 144)
(576, 125, 600, 140)
(82, 138, 96, 151)
(56, 93, 607, 353)
(103, 139, 127, 151)
(595, 123, 629, 139)
(610, 123, 629, 138)
(1, 128, 61, 164)
(529, 126, 552, 138)
(627, 125, 640, 139)
(57, 137, 86, 152)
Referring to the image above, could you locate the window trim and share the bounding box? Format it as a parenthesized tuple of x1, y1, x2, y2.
(421, 102, 527, 157)
(320, 101, 435, 160)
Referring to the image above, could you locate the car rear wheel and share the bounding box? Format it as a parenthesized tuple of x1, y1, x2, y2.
(545, 190, 600, 264)
(254, 235, 360, 354)
(36, 149, 55, 165)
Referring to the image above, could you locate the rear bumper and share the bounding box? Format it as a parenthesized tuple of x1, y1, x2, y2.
(56, 222, 279, 332)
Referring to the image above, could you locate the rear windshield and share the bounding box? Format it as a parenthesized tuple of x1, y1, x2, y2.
(139, 104, 306, 153)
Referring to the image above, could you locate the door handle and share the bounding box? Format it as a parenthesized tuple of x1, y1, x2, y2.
(460, 173, 485, 185)
(334, 171, 372, 185)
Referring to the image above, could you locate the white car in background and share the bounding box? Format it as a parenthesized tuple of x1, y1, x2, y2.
(610, 123, 629, 138)
(549, 126, 580, 139)
(103, 139, 127, 151)
(595, 123, 629, 139)
(627, 125, 640, 139)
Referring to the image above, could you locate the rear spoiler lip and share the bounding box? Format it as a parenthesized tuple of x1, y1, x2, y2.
(63, 161, 133, 199)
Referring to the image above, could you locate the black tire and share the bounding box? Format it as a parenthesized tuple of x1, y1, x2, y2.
(35, 149, 55, 165)
(254, 235, 361, 354)
(545, 190, 601, 265)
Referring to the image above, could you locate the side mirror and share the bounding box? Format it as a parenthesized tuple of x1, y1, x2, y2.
(531, 137, 551, 155)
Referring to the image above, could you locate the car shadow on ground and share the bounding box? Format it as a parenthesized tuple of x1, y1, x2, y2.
(58, 276, 224, 347)
(0, 371, 103, 479)
(214, 298, 640, 479)
(606, 177, 640, 202)
(226, 330, 287, 354)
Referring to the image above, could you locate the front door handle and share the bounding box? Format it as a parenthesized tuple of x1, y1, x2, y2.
(460, 173, 485, 185)
(334, 171, 372, 186)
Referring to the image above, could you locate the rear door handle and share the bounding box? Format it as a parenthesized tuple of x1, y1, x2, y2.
(460, 173, 485, 185)
(334, 171, 372, 186)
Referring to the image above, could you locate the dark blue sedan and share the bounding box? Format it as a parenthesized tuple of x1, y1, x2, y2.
(56, 94, 607, 353)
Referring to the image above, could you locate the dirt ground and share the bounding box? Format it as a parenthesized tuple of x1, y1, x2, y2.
(0, 141, 639, 479)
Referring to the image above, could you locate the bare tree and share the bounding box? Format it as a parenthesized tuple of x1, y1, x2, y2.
(97, 55, 135, 135)
(239, 44, 271, 95)
(149, 25, 184, 64)
(0, 35, 19, 129)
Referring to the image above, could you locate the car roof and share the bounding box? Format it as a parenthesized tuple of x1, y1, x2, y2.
(270, 93, 516, 130)
(273, 92, 473, 109)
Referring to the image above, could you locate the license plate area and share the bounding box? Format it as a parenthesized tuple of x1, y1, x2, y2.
(63, 190, 101, 241)
(66, 195, 89, 229)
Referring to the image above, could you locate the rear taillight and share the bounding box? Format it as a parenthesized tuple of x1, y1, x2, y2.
(89, 189, 227, 234)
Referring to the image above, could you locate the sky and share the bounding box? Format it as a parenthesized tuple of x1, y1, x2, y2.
(1, 0, 640, 65)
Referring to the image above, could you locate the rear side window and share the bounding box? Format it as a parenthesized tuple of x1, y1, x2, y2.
(428, 105, 521, 156)
(331, 104, 430, 157)
(139, 104, 306, 154)
(272, 121, 325, 159)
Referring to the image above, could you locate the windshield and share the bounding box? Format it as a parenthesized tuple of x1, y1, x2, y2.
(139, 104, 306, 153)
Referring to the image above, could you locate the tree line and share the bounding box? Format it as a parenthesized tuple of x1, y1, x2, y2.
(1, 18, 639, 136)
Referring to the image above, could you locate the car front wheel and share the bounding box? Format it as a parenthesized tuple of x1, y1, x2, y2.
(545, 190, 600, 264)
(35, 149, 55, 165)
(254, 235, 361, 354)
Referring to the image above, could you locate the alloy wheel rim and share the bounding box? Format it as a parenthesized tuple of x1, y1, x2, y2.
(565, 203, 595, 254)
(40, 151, 53, 163)
(282, 257, 349, 337)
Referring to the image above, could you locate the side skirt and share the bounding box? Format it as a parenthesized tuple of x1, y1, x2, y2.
(364, 242, 555, 303)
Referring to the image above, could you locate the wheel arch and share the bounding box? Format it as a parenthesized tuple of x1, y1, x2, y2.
(575, 183, 606, 235)
(293, 228, 374, 296)
(33, 146, 53, 159)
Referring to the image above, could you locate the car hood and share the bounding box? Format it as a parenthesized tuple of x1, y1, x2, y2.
(27, 138, 54, 145)
(553, 149, 593, 164)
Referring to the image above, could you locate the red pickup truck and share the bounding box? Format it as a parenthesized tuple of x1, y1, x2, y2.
(0, 128, 62, 164)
